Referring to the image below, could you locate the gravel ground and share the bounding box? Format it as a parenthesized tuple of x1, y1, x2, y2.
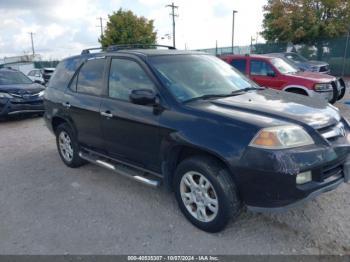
(0, 89, 350, 255)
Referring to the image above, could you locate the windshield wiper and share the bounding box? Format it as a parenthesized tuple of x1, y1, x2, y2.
(230, 86, 265, 94)
(184, 87, 265, 103)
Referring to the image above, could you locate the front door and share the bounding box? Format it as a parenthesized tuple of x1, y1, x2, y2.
(100, 57, 161, 172)
(249, 59, 284, 90)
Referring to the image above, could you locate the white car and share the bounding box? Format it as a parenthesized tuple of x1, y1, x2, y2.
(27, 69, 45, 85)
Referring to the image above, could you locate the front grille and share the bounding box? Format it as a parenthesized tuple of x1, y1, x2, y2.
(320, 65, 329, 72)
(11, 100, 43, 105)
(321, 162, 343, 181)
(9, 93, 40, 99)
(317, 122, 346, 141)
(312, 159, 345, 183)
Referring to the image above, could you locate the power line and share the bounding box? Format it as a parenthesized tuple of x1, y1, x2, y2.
(28, 32, 35, 56)
(166, 2, 178, 48)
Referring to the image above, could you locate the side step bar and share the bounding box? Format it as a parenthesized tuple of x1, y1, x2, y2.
(79, 151, 161, 187)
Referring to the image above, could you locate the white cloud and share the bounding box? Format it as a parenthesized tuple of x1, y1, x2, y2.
(0, 0, 267, 60)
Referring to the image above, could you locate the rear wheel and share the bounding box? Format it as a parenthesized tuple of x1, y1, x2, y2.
(174, 156, 241, 233)
(55, 123, 86, 168)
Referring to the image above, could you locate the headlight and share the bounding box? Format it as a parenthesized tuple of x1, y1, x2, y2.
(249, 125, 314, 149)
(314, 83, 332, 92)
(38, 90, 45, 97)
(311, 66, 319, 72)
(0, 92, 13, 98)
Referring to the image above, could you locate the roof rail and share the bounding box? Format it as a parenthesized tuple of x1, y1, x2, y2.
(81, 47, 104, 55)
(106, 44, 176, 52)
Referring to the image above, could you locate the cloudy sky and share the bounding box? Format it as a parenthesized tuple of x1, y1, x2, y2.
(0, 0, 267, 60)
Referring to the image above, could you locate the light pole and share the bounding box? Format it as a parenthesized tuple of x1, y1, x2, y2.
(232, 10, 238, 54)
(342, 29, 350, 77)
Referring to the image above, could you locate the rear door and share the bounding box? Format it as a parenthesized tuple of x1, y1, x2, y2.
(100, 56, 162, 172)
(230, 59, 248, 75)
(249, 59, 284, 90)
(63, 57, 106, 151)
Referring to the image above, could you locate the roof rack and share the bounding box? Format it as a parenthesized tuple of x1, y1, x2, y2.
(106, 44, 176, 52)
(81, 47, 104, 55)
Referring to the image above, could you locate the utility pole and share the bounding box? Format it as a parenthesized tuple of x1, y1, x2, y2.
(342, 30, 350, 77)
(28, 32, 35, 56)
(231, 10, 238, 54)
(97, 17, 104, 39)
(166, 2, 178, 48)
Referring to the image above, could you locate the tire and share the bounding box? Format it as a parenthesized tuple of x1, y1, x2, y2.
(337, 79, 346, 100)
(329, 83, 339, 104)
(55, 123, 86, 168)
(173, 156, 241, 233)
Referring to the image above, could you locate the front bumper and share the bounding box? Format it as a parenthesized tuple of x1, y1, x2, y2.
(309, 90, 333, 102)
(0, 97, 44, 116)
(235, 126, 350, 210)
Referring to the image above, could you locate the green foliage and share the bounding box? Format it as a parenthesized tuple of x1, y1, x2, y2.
(262, 0, 350, 44)
(99, 9, 157, 48)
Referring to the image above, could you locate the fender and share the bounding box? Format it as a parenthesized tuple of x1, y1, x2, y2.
(160, 128, 253, 191)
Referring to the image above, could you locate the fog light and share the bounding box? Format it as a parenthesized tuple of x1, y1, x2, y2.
(296, 171, 312, 185)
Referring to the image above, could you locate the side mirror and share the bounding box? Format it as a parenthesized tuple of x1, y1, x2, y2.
(267, 71, 276, 77)
(129, 89, 157, 106)
(34, 80, 42, 84)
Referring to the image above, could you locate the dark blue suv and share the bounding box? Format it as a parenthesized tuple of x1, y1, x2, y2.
(44, 45, 350, 232)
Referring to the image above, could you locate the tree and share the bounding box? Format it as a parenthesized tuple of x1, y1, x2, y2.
(99, 9, 157, 48)
(262, 0, 350, 44)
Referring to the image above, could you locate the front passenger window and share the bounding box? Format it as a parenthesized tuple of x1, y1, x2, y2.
(250, 60, 275, 76)
(108, 58, 156, 101)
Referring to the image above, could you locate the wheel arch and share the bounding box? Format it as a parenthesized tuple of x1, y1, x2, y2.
(282, 85, 311, 96)
(161, 144, 237, 192)
(51, 115, 77, 136)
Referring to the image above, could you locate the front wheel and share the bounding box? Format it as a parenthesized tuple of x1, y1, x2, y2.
(174, 156, 241, 233)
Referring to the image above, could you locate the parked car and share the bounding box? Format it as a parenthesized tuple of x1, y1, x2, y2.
(42, 67, 55, 85)
(220, 54, 346, 104)
(0, 68, 45, 117)
(44, 45, 350, 232)
(268, 52, 330, 74)
(27, 69, 45, 85)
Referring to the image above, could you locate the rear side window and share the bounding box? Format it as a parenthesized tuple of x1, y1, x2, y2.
(231, 59, 246, 74)
(108, 58, 156, 101)
(77, 58, 105, 96)
(48, 57, 84, 90)
(250, 60, 275, 76)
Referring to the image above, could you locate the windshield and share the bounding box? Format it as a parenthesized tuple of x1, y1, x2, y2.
(149, 55, 259, 102)
(286, 53, 308, 63)
(0, 71, 33, 85)
(270, 58, 299, 74)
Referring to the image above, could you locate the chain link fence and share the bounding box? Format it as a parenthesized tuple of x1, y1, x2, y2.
(195, 36, 350, 77)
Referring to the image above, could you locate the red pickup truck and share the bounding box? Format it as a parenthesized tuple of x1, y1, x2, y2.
(220, 54, 346, 104)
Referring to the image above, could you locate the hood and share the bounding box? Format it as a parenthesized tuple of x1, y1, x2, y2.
(296, 60, 329, 69)
(0, 83, 45, 94)
(286, 71, 335, 83)
(188, 89, 340, 129)
(305, 60, 329, 67)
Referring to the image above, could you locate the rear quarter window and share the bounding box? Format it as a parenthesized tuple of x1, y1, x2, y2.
(48, 57, 85, 90)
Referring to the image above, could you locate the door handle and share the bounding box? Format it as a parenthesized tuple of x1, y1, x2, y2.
(101, 111, 113, 118)
(62, 102, 71, 108)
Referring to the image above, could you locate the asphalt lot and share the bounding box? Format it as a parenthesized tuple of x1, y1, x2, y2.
(1, 91, 350, 255)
